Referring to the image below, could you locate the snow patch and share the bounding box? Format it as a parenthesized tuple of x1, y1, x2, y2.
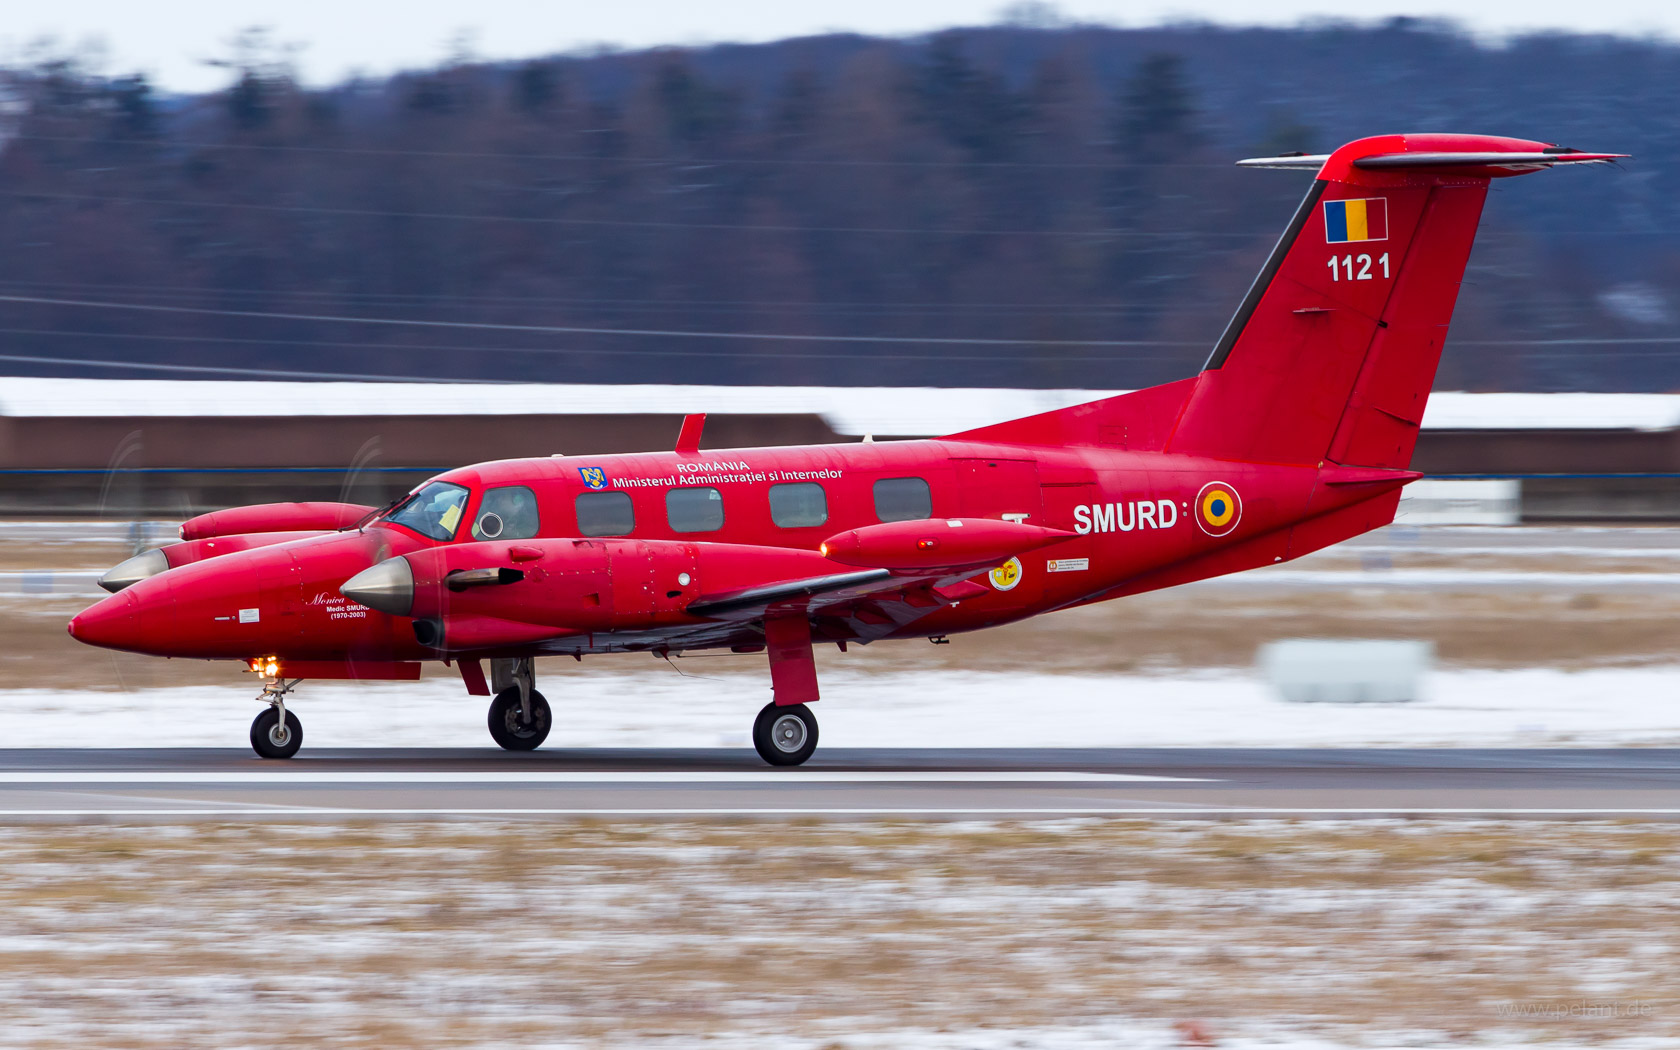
(3, 665, 1679, 749)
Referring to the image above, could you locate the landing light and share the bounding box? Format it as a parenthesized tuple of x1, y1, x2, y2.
(249, 656, 281, 678)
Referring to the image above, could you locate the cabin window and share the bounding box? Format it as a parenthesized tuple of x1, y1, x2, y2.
(667, 486, 725, 532)
(769, 482, 828, 528)
(383, 481, 471, 541)
(575, 491, 635, 537)
(873, 476, 932, 522)
(472, 485, 540, 541)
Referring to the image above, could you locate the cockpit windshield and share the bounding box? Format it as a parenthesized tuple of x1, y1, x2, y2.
(382, 481, 471, 541)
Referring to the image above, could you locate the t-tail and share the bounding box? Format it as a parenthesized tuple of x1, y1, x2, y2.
(1167, 133, 1622, 468)
(953, 134, 1624, 468)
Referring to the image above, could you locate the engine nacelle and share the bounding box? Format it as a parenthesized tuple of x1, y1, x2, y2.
(341, 537, 838, 648)
(99, 531, 330, 592)
(820, 517, 1074, 571)
(416, 540, 618, 630)
(180, 502, 375, 541)
(166, 531, 329, 567)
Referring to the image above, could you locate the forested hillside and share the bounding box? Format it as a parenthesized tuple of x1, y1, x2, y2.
(0, 20, 1676, 391)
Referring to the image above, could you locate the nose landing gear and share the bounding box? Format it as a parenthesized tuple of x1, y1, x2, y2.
(487, 657, 551, 751)
(487, 687, 552, 751)
(250, 679, 303, 759)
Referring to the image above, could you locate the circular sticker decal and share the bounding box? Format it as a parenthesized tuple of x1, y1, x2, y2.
(1195, 481, 1242, 538)
(989, 556, 1023, 592)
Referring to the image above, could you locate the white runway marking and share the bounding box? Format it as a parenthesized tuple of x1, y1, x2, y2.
(1215, 569, 1680, 588)
(0, 807, 1678, 818)
(0, 770, 1207, 785)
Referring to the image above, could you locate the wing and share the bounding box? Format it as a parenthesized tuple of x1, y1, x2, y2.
(685, 566, 994, 642)
(684, 568, 896, 618)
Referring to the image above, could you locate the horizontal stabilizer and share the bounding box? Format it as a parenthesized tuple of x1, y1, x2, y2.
(1318, 466, 1423, 487)
(1233, 154, 1332, 170)
(1238, 148, 1626, 173)
(1352, 150, 1626, 169)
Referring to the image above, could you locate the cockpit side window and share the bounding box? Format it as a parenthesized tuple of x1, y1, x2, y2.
(472, 485, 540, 541)
(383, 481, 471, 541)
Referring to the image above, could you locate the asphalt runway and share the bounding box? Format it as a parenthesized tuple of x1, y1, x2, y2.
(2, 747, 1680, 818)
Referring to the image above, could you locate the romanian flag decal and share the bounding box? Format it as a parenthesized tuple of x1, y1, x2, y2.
(1323, 197, 1388, 244)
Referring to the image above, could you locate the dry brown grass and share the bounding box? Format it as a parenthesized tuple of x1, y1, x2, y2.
(26, 530, 1680, 691)
(0, 819, 1675, 1047)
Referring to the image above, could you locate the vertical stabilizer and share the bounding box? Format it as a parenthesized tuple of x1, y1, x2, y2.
(1164, 134, 1622, 468)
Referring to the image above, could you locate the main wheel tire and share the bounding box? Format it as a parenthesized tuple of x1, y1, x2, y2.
(488, 687, 552, 751)
(250, 708, 303, 760)
(752, 702, 819, 767)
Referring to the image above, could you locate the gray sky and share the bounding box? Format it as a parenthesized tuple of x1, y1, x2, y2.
(6, 0, 1678, 93)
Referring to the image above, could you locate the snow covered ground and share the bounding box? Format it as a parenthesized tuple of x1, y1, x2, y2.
(7, 378, 1680, 437)
(5, 664, 1679, 750)
(2, 819, 1674, 1047)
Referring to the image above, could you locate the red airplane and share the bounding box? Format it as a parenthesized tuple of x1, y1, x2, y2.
(69, 133, 1622, 765)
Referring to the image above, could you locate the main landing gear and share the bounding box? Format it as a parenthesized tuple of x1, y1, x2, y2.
(753, 702, 819, 766)
(251, 678, 303, 759)
(487, 657, 551, 751)
(750, 614, 823, 767)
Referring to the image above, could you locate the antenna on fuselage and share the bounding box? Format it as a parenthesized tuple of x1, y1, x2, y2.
(675, 413, 706, 454)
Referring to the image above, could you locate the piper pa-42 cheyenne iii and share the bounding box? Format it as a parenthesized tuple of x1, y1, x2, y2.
(70, 134, 1623, 764)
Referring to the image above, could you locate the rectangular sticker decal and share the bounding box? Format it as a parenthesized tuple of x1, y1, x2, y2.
(238, 608, 260, 624)
(1047, 558, 1090, 573)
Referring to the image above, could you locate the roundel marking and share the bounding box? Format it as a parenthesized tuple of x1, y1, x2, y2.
(1195, 481, 1242, 537)
(989, 556, 1023, 592)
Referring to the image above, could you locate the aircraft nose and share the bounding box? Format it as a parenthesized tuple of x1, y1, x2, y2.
(98, 548, 170, 593)
(341, 557, 414, 616)
(68, 590, 142, 651)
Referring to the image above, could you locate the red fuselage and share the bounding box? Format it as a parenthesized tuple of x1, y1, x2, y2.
(67, 434, 1379, 667)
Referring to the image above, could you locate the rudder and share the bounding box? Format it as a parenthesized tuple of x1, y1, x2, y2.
(1326, 184, 1485, 467)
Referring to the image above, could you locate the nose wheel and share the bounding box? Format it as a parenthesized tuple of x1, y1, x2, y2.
(251, 707, 303, 759)
(488, 687, 552, 751)
(250, 678, 303, 759)
(753, 702, 819, 766)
